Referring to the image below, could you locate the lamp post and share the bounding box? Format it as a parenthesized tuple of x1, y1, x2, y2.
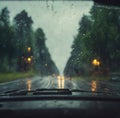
(92, 59, 100, 66)
(26, 47, 33, 70)
(27, 47, 31, 52)
(27, 57, 32, 64)
(92, 59, 100, 71)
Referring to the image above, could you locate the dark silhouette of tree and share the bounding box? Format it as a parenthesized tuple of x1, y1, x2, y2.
(0, 7, 9, 26)
(0, 8, 59, 75)
(64, 5, 120, 77)
(0, 7, 15, 72)
(13, 10, 34, 71)
(34, 28, 59, 76)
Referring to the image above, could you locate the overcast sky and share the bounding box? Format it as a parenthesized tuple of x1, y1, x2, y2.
(0, 1, 93, 74)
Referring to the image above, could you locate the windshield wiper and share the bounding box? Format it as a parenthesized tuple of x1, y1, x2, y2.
(1, 88, 118, 96)
(34, 89, 72, 95)
(0, 89, 120, 102)
(71, 89, 110, 94)
(1, 89, 72, 96)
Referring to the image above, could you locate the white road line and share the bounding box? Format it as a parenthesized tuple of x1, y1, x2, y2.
(46, 78, 51, 88)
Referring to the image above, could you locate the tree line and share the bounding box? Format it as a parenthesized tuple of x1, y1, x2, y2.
(0, 7, 59, 76)
(64, 5, 120, 77)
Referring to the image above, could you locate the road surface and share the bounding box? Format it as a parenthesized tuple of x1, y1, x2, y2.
(0, 75, 120, 94)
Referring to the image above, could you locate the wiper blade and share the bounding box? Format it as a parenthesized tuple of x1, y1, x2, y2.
(4, 89, 20, 94)
(4, 89, 28, 96)
(0, 89, 20, 96)
(0, 89, 120, 102)
(0, 94, 120, 102)
(71, 89, 112, 94)
(71, 89, 108, 94)
(71, 89, 120, 96)
(1, 89, 72, 96)
(1, 88, 119, 97)
(34, 89, 72, 95)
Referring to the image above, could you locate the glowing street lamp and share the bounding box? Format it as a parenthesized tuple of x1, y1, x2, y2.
(92, 59, 100, 66)
(27, 57, 32, 63)
(27, 47, 31, 52)
(57, 75, 65, 89)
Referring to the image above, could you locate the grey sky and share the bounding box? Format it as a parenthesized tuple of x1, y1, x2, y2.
(0, 1, 93, 74)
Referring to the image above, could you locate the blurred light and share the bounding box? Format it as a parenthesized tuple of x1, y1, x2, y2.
(27, 57, 32, 63)
(92, 59, 100, 66)
(27, 47, 31, 52)
(91, 81, 97, 92)
(57, 76, 61, 79)
(57, 75, 65, 89)
(27, 80, 31, 91)
(57, 76, 61, 89)
(61, 76, 64, 89)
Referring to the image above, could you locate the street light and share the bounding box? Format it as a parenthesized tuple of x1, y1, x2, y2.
(92, 59, 100, 66)
(27, 57, 32, 63)
(92, 59, 101, 73)
(27, 47, 31, 52)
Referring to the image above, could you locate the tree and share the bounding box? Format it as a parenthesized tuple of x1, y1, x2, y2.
(64, 15, 93, 77)
(64, 5, 120, 77)
(0, 7, 15, 72)
(34, 28, 59, 76)
(13, 10, 34, 71)
(0, 7, 9, 26)
(90, 6, 120, 71)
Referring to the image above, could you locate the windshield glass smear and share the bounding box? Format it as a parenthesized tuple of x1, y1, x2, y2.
(0, 1, 120, 96)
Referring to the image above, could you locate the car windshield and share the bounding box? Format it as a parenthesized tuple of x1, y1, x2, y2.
(0, 0, 120, 95)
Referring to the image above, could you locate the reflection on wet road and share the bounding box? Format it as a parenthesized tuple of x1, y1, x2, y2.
(0, 76, 78, 92)
(91, 81, 97, 92)
(0, 76, 120, 94)
(57, 76, 65, 89)
(26, 80, 32, 91)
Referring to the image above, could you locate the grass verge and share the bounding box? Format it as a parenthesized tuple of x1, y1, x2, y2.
(0, 71, 37, 83)
(73, 75, 111, 81)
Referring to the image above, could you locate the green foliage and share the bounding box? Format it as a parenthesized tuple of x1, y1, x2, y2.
(64, 5, 120, 77)
(0, 7, 16, 72)
(0, 7, 10, 26)
(0, 71, 37, 83)
(13, 10, 34, 71)
(34, 28, 59, 76)
(0, 7, 59, 75)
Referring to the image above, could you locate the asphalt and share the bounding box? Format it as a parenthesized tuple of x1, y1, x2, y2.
(0, 76, 120, 95)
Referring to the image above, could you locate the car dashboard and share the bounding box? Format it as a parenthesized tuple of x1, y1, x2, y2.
(0, 89, 120, 118)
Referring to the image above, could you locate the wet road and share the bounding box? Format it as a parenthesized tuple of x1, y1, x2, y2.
(0, 76, 120, 94)
(0, 76, 120, 118)
(0, 76, 78, 92)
